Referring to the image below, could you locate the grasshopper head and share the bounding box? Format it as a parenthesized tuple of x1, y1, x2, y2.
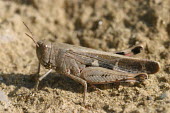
(36, 40, 52, 68)
(23, 22, 53, 69)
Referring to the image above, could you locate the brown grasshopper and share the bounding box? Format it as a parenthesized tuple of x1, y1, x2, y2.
(23, 22, 160, 105)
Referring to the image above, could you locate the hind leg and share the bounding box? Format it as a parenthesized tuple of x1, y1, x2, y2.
(64, 73, 87, 105)
(80, 67, 148, 84)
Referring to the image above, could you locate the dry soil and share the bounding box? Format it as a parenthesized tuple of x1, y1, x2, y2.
(0, 0, 170, 113)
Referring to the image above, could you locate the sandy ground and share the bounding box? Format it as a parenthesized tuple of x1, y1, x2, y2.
(0, 0, 170, 113)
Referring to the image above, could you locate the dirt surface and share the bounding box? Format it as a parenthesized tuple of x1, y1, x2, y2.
(0, 0, 170, 113)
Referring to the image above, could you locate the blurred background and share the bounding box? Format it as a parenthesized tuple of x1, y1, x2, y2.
(0, 0, 170, 112)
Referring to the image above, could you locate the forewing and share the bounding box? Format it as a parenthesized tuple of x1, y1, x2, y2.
(66, 49, 160, 74)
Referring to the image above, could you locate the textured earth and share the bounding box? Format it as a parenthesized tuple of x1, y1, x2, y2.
(0, 0, 170, 113)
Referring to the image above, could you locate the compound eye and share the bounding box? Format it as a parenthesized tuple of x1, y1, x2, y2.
(45, 45, 48, 47)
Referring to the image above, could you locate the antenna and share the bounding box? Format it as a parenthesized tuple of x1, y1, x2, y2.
(23, 21, 39, 47)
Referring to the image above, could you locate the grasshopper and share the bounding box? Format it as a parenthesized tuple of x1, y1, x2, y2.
(23, 22, 160, 105)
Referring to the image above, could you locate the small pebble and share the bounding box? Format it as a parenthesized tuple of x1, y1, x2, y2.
(158, 92, 170, 100)
(0, 90, 10, 104)
(0, 75, 3, 81)
(147, 96, 153, 100)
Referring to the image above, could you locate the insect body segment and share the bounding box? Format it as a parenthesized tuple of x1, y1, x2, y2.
(36, 41, 52, 69)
